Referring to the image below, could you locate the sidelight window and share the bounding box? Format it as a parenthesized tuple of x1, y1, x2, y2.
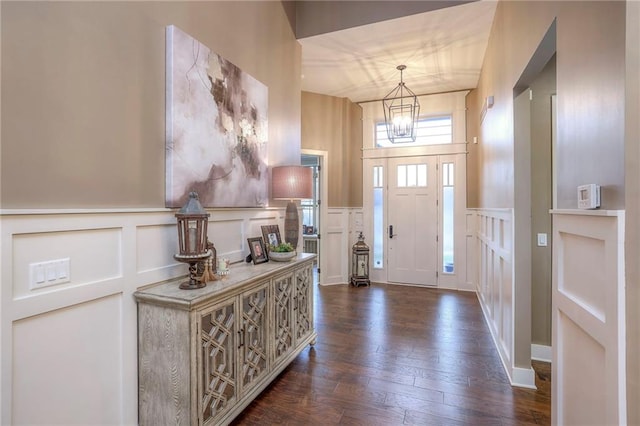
(442, 162, 454, 273)
(372, 166, 384, 269)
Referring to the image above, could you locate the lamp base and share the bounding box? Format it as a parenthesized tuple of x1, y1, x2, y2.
(283, 201, 299, 250)
(174, 253, 211, 290)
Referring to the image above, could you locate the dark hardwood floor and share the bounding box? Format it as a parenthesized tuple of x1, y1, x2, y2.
(232, 282, 551, 425)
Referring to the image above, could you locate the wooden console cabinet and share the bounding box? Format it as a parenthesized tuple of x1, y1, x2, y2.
(134, 253, 316, 425)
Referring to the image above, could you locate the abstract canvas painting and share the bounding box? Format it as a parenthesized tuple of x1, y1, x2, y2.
(166, 25, 268, 208)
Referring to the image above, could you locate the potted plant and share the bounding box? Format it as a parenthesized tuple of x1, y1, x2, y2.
(268, 242, 296, 262)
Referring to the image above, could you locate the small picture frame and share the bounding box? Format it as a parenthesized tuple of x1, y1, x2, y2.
(261, 225, 281, 251)
(248, 237, 269, 264)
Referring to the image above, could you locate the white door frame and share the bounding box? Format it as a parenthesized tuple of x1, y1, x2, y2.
(363, 157, 387, 285)
(301, 149, 328, 285)
(437, 153, 467, 290)
(363, 152, 467, 289)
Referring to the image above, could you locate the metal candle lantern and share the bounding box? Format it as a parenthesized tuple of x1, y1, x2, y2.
(174, 192, 212, 290)
(382, 65, 420, 143)
(350, 232, 370, 287)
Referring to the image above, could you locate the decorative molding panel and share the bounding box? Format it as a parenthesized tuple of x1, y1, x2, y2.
(469, 208, 535, 389)
(323, 208, 350, 285)
(136, 223, 179, 274)
(0, 207, 284, 425)
(552, 210, 626, 425)
(464, 210, 477, 291)
(12, 227, 123, 296)
(12, 294, 123, 425)
(348, 208, 365, 278)
(349, 209, 364, 236)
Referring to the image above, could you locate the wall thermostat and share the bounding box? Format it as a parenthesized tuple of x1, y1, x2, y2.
(578, 184, 600, 209)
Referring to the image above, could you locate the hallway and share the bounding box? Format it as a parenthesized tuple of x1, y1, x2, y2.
(233, 283, 551, 425)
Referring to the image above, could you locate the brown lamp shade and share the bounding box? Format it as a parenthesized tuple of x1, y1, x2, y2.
(272, 166, 313, 200)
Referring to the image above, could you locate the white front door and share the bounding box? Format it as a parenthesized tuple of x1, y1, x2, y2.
(387, 156, 438, 286)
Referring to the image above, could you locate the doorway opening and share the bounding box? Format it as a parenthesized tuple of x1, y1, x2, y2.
(301, 154, 320, 255)
(301, 150, 328, 284)
(512, 19, 556, 385)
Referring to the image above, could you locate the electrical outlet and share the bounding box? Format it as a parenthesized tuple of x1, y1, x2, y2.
(29, 258, 70, 290)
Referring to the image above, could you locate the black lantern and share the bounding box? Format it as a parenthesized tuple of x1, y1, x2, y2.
(382, 65, 420, 143)
(351, 232, 370, 287)
(174, 192, 212, 290)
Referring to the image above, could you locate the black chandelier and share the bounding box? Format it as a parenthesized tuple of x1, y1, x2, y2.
(382, 65, 420, 143)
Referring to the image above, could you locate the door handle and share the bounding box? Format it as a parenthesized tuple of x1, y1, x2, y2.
(238, 329, 244, 349)
(389, 225, 397, 239)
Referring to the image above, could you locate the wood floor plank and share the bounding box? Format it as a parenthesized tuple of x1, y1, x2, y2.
(366, 377, 444, 403)
(403, 409, 466, 426)
(331, 381, 389, 405)
(232, 282, 551, 425)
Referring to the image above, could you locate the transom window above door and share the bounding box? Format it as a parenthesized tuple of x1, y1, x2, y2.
(376, 115, 452, 148)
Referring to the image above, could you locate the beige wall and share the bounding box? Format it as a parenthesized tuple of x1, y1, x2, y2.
(465, 90, 480, 208)
(346, 100, 363, 206)
(1, 1, 301, 208)
(301, 91, 362, 207)
(467, 0, 632, 419)
(625, 2, 640, 424)
(469, 1, 625, 210)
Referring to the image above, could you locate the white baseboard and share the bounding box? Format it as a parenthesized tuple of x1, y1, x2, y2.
(319, 281, 346, 286)
(511, 367, 537, 389)
(531, 344, 552, 363)
(477, 290, 537, 390)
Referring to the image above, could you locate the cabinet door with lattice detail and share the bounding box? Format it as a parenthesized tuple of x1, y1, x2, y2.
(239, 281, 269, 394)
(272, 272, 294, 367)
(198, 298, 238, 425)
(294, 262, 313, 344)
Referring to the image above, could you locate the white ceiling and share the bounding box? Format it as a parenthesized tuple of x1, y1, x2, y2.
(299, 1, 498, 103)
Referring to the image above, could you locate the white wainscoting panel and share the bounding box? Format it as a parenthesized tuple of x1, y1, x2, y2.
(552, 210, 626, 425)
(137, 223, 179, 274)
(12, 294, 123, 425)
(209, 219, 246, 262)
(323, 208, 350, 285)
(349, 209, 364, 239)
(13, 227, 123, 299)
(469, 208, 534, 388)
(464, 210, 477, 291)
(0, 207, 285, 425)
(348, 208, 364, 278)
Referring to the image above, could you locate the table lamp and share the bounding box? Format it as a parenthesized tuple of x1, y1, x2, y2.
(271, 166, 313, 250)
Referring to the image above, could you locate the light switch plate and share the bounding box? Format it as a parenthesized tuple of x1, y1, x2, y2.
(537, 233, 548, 247)
(29, 258, 70, 290)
